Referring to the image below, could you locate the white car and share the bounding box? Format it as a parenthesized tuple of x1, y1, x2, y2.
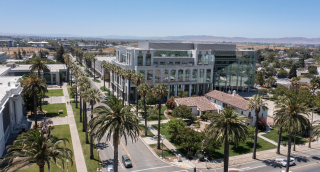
(280, 158, 296, 167)
(107, 165, 114, 172)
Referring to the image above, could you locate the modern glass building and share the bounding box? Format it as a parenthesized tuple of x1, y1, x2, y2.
(113, 42, 256, 103)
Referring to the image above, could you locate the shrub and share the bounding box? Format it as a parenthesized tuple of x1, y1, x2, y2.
(165, 98, 176, 110)
(258, 117, 267, 131)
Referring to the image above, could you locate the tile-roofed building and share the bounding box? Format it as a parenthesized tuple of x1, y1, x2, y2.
(174, 97, 217, 116)
(205, 90, 249, 111)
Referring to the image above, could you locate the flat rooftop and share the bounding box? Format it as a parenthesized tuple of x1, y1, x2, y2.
(0, 76, 21, 100)
(10, 64, 66, 72)
(0, 67, 10, 75)
(96, 56, 116, 62)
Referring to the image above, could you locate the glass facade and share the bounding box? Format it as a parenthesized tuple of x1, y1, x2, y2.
(146, 54, 151, 66)
(192, 69, 197, 81)
(170, 70, 176, 82)
(155, 70, 161, 83)
(178, 70, 183, 81)
(197, 54, 202, 65)
(204, 54, 209, 65)
(138, 54, 143, 66)
(163, 70, 169, 82)
(206, 69, 211, 83)
(154, 50, 192, 58)
(200, 69, 204, 83)
(147, 70, 153, 85)
(185, 69, 190, 81)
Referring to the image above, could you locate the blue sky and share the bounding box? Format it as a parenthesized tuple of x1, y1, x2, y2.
(0, 0, 319, 38)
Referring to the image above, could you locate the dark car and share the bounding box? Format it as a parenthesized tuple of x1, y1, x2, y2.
(122, 155, 132, 168)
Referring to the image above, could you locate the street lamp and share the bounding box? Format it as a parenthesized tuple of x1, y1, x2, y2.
(66, 159, 69, 172)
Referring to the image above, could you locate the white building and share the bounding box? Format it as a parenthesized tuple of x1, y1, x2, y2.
(174, 90, 268, 126)
(112, 42, 257, 103)
(0, 52, 7, 64)
(27, 41, 49, 47)
(0, 76, 24, 156)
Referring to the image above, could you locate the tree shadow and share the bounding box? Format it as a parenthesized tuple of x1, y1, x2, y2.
(246, 141, 262, 149)
(231, 145, 251, 154)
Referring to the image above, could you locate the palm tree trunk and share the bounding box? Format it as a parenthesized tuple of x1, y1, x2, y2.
(109, 71, 111, 96)
(93, 60, 95, 79)
(309, 92, 315, 148)
(85, 105, 89, 144)
(103, 72, 106, 91)
(293, 128, 297, 151)
(144, 95, 147, 136)
(33, 89, 38, 128)
(76, 82, 78, 108)
(114, 135, 119, 172)
(122, 78, 125, 105)
(136, 84, 139, 116)
(90, 134, 94, 159)
(39, 165, 44, 172)
(128, 78, 131, 106)
(286, 128, 293, 172)
(157, 99, 161, 149)
(253, 113, 259, 159)
(83, 101, 86, 132)
(91, 105, 93, 119)
(67, 67, 69, 83)
(224, 132, 229, 172)
(80, 96, 82, 122)
(277, 126, 282, 154)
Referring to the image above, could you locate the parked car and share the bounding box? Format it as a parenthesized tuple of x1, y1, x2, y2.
(103, 96, 108, 100)
(107, 165, 113, 172)
(122, 155, 132, 168)
(280, 158, 296, 167)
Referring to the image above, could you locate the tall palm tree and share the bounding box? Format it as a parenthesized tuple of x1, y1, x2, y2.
(275, 97, 310, 172)
(309, 79, 319, 148)
(0, 129, 73, 172)
(109, 64, 116, 97)
(89, 97, 140, 172)
(274, 95, 289, 154)
(126, 69, 135, 106)
(247, 94, 267, 159)
(78, 76, 89, 123)
(153, 83, 168, 149)
(114, 66, 123, 98)
(120, 68, 128, 105)
(84, 88, 102, 159)
(63, 54, 71, 83)
(21, 74, 47, 128)
(132, 72, 145, 115)
(207, 107, 248, 172)
(137, 83, 151, 136)
(29, 57, 49, 78)
(290, 77, 301, 151)
(84, 52, 91, 70)
(105, 63, 112, 96)
(100, 61, 108, 91)
(72, 66, 81, 108)
(92, 55, 97, 79)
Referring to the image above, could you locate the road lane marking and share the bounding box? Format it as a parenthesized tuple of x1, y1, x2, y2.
(108, 141, 124, 169)
(129, 165, 173, 172)
(290, 161, 320, 170)
(119, 138, 136, 167)
(240, 165, 267, 171)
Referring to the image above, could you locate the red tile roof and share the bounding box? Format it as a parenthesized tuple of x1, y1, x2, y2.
(174, 96, 217, 111)
(205, 90, 249, 111)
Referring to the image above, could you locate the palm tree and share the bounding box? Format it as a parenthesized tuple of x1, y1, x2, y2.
(126, 69, 135, 106)
(63, 54, 71, 83)
(89, 97, 140, 172)
(0, 129, 73, 172)
(78, 76, 89, 123)
(21, 74, 47, 128)
(109, 64, 116, 97)
(274, 95, 289, 154)
(72, 66, 81, 108)
(290, 77, 301, 151)
(114, 66, 123, 98)
(84, 52, 91, 70)
(132, 72, 145, 115)
(105, 63, 112, 96)
(29, 57, 49, 78)
(207, 107, 248, 172)
(92, 55, 97, 79)
(247, 94, 267, 159)
(153, 83, 168, 149)
(137, 83, 151, 136)
(309, 79, 319, 148)
(120, 68, 128, 105)
(275, 97, 310, 172)
(100, 61, 108, 91)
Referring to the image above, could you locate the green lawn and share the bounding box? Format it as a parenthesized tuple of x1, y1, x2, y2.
(139, 124, 155, 137)
(100, 86, 109, 92)
(42, 103, 67, 117)
(152, 123, 277, 160)
(105, 92, 114, 99)
(67, 87, 74, 99)
(145, 106, 167, 121)
(17, 125, 77, 172)
(92, 79, 101, 83)
(263, 126, 308, 145)
(149, 143, 175, 158)
(85, 70, 94, 78)
(47, 89, 64, 97)
(70, 101, 100, 172)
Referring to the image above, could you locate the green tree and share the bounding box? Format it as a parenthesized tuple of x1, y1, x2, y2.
(0, 129, 73, 172)
(247, 95, 267, 159)
(207, 107, 248, 172)
(247, 125, 256, 141)
(89, 98, 140, 172)
(265, 77, 276, 87)
(288, 64, 297, 79)
(308, 66, 318, 74)
(167, 118, 186, 138)
(165, 98, 176, 110)
(21, 74, 47, 128)
(200, 111, 214, 121)
(137, 83, 151, 136)
(132, 72, 145, 114)
(265, 67, 277, 78)
(172, 105, 197, 122)
(258, 89, 268, 97)
(261, 61, 269, 67)
(278, 69, 288, 78)
(309, 79, 319, 148)
(177, 88, 188, 97)
(100, 61, 108, 91)
(153, 83, 169, 149)
(255, 70, 265, 86)
(56, 45, 65, 63)
(29, 57, 49, 78)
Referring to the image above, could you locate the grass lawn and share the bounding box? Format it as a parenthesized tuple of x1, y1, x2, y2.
(100, 86, 109, 92)
(263, 126, 308, 145)
(149, 143, 175, 159)
(70, 101, 100, 172)
(42, 103, 67, 117)
(105, 92, 114, 99)
(67, 87, 74, 99)
(17, 125, 77, 172)
(92, 79, 101, 83)
(47, 89, 64, 97)
(85, 70, 94, 78)
(152, 123, 277, 160)
(146, 106, 167, 121)
(139, 124, 155, 137)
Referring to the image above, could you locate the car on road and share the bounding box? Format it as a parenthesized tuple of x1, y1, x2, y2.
(122, 155, 132, 168)
(103, 95, 108, 100)
(280, 158, 296, 167)
(107, 165, 113, 172)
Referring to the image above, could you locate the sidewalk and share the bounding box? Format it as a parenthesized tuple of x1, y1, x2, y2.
(62, 82, 88, 172)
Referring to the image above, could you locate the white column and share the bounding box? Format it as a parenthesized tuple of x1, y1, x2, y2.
(189, 84, 192, 97)
(51, 74, 53, 84)
(175, 85, 178, 96)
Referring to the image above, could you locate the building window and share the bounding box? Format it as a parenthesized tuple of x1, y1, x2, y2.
(206, 69, 211, 83)
(175, 62, 180, 66)
(163, 70, 169, 82)
(192, 69, 197, 81)
(147, 70, 153, 85)
(139, 70, 145, 78)
(168, 62, 173, 66)
(178, 69, 183, 81)
(241, 111, 243, 114)
(185, 69, 190, 81)
(154, 62, 158, 66)
(155, 70, 161, 83)
(204, 54, 209, 65)
(200, 69, 204, 83)
(248, 112, 251, 118)
(171, 70, 176, 82)
(189, 61, 194, 66)
(214, 100, 216, 103)
(160, 62, 165, 66)
(138, 54, 143, 66)
(146, 54, 151, 66)
(198, 54, 202, 65)
(182, 61, 187, 66)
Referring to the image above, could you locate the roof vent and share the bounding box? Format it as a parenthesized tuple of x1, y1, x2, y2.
(233, 90, 236, 96)
(8, 81, 10, 86)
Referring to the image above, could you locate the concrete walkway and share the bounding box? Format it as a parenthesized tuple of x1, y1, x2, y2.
(62, 82, 88, 172)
